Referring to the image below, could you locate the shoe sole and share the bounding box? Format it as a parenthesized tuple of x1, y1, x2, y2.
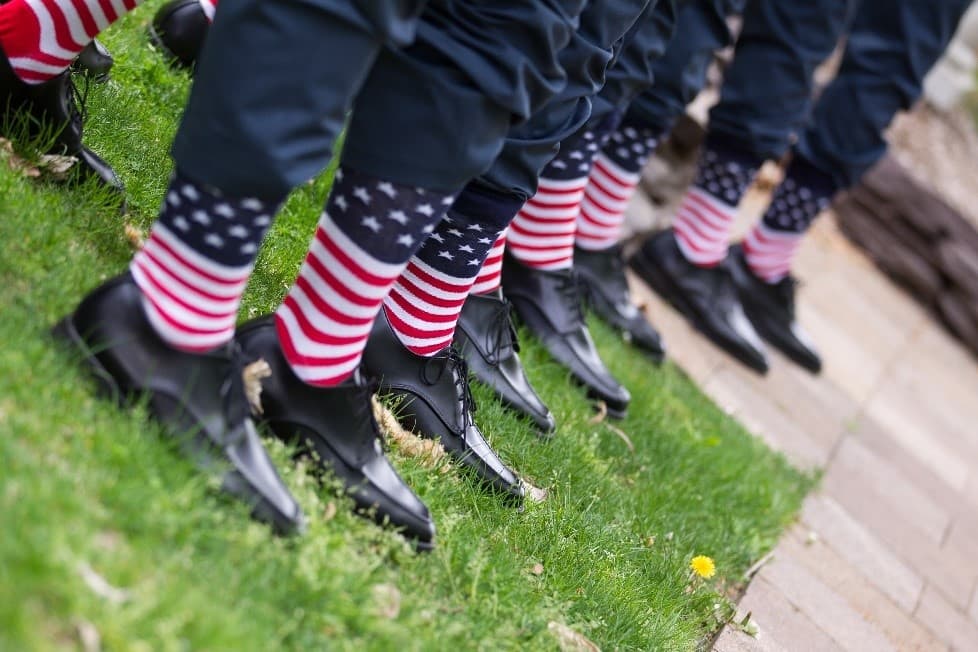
(629, 251, 767, 374)
(269, 420, 436, 552)
(51, 315, 303, 536)
(378, 387, 526, 505)
(741, 309, 822, 374)
(505, 303, 630, 420)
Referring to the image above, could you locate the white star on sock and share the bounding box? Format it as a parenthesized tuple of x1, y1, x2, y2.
(361, 216, 381, 232)
(353, 187, 372, 204)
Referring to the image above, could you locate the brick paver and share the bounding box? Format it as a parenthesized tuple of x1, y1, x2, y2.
(628, 210, 978, 650)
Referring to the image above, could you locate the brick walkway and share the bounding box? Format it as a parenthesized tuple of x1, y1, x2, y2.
(626, 189, 978, 651)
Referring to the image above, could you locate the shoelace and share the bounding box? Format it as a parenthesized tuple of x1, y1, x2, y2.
(555, 271, 586, 325)
(486, 299, 519, 363)
(422, 348, 478, 434)
(218, 343, 251, 445)
(65, 71, 89, 132)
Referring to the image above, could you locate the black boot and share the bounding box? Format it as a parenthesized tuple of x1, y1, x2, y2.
(629, 229, 769, 374)
(53, 274, 304, 535)
(454, 290, 555, 436)
(574, 244, 666, 362)
(236, 317, 436, 550)
(0, 50, 123, 193)
(149, 0, 210, 70)
(728, 245, 822, 373)
(362, 310, 525, 503)
(501, 251, 630, 418)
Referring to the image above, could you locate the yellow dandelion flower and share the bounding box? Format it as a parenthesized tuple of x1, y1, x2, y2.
(690, 555, 716, 579)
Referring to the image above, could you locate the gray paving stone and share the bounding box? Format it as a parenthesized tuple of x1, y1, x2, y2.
(823, 438, 951, 546)
(701, 367, 829, 469)
(737, 576, 844, 651)
(914, 585, 978, 651)
(852, 416, 964, 518)
(801, 495, 924, 613)
(779, 527, 947, 651)
(757, 553, 897, 652)
(713, 624, 781, 652)
(822, 458, 976, 609)
(970, 584, 978, 627)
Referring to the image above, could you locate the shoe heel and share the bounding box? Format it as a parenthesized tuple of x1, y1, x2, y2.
(51, 316, 125, 407)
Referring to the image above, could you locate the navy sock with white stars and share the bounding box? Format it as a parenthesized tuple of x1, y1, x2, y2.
(671, 135, 763, 267)
(275, 166, 454, 386)
(130, 171, 278, 352)
(743, 154, 837, 282)
(384, 184, 520, 356)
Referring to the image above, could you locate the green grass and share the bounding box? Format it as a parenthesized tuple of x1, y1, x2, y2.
(0, 5, 813, 650)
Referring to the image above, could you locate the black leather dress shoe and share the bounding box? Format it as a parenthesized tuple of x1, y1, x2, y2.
(0, 51, 124, 194)
(53, 274, 304, 535)
(574, 244, 666, 362)
(362, 310, 524, 503)
(72, 40, 113, 83)
(501, 252, 630, 418)
(628, 229, 769, 374)
(454, 290, 555, 436)
(728, 245, 822, 373)
(149, 0, 210, 70)
(236, 317, 436, 550)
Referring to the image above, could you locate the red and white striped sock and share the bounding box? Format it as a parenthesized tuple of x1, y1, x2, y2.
(470, 231, 506, 295)
(742, 155, 837, 282)
(507, 176, 587, 271)
(672, 146, 758, 267)
(0, 0, 141, 84)
(131, 173, 276, 352)
(576, 154, 640, 251)
(576, 123, 658, 251)
(742, 222, 804, 283)
(672, 186, 738, 267)
(384, 204, 507, 355)
(198, 0, 217, 22)
(276, 167, 452, 386)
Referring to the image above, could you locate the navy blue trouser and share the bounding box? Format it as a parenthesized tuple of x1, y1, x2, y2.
(173, 0, 579, 200)
(627, 0, 969, 190)
(625, 0, 744, 133)
(797, 0, 971, 188)
(625, 0, 852, 148)
(475, 0, 681, 202)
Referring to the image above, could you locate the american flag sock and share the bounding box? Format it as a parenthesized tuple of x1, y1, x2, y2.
(672, 136, 762, 267)
(130, 172, 276, 353)
(0, 0, 142, 84)
(743, 154, 837, 283)
(383, 186, 516, 356)
(198, 0, 216, 22)
(276, 166, 454, 386)
(470, 231, 506, 295)
(576, 120, 660, 251)
(507, 121, 614, 271)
